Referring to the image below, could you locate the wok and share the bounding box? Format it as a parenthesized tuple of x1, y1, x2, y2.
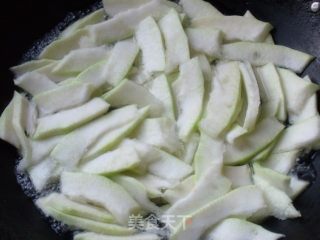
(0, 0, 319, 239)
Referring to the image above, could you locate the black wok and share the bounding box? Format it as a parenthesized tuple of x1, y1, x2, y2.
(0, 0, 319, 239)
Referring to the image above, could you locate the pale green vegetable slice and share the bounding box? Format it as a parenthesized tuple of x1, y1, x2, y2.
(111, 175, 160, 213)
(34, 98, 109, 139)
(76, 61, 107, 90)
(37, 192, 115, 223)
(224, 118, 285, 166)
(222, 42, 314, 73)
(179, 0, 223, 19)
(253, 163, 291, 195)
(30, 135, 64, 165)
(102, 0, 181, 17)
(159, 9, 190, 73)
(32, 61, 68, 83)
(10, 59, 56, 77)
(14, 72, 57, 96)
(128, 60, 152, 85)
(233, 126, 280, 163)
(302, 90, 320, 147)
(239, 62, 261, 131)
(173, 57, 204, 141)
(122, 139, 192, 181)
(170, 186, 266, 240)
(51, 105, 138, 170)
(135, 117, 182, 155)
(89, 0, 173, 44)
(259, 100, 280, 119)
(200, 61, 242, 138)
(100, 39, 139, 86)
(39, 29, 92, 60)
(251, 141, 280, 162)
(163, 175, 195, 205)
(9, 93, 37, 138)
(28, 157, 61, 191)
(157, 0, 183, 11)
(82, 107, 149, 161)
(255, 63, 286, 121)
(204, 218, 283, 240)
(194, 133, 224, 178)
(147, 147, 193, 182)
(145, 74, 176, 119)
(166, 71, 179, 84)
(74, 232, 160, 240)
(61, 172, 141, 226)
(132, 173, 177, 198)
(289, 93, 318, 124)
(251, 140, 278, 162)
(226, 124, 248, 144)
(179, 13, 188, 26)
(262, 150, 300, 174)
(265, 35, 275, 44)
(166, 165, 231, 220)
(60, 9, 106, 39)
(229, 94, 245, 133)
(192, 16, 272, 42)
(0, 101, 20, 148)
(118, 139, 157, 166)
(103, 79, 163, 117)
(180, 133, 200, 164)
(273, 116, 320, 153)
(278, 68, 319, 116)
(197, 54, 212, 85)
(186, 27, 222, 58)
(103, 0, 151, 17)
(252, 175, 300, 220)
(103, 0, 181, 17)
(303, 75, 312, 81)
(135, 16, 165, 73)
(34, 81, 94, 116)
(78, 40, 139, 90)
(81, 143, 141, 175)
(12, 93, 33, 169)
(25, 101, 38, 137)
(36, 201, 133, 235)
(244, 10, 275, 44)
(223, 165, 252, 189)
(255, 164, 309, 199)
(53, 46, 111, 75)
(289, 176, 309, 199)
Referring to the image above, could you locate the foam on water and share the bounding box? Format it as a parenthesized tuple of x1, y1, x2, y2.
(15, 160, 67, 235)
(15, 166, 38, 198)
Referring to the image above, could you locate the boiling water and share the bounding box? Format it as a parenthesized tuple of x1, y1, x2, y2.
(15, 1, 103, 237)
(13, 0, 319, 239)
(15, 162, 70, 236)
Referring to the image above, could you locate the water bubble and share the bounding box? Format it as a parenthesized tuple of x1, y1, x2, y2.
(311, 2, 320, 12)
